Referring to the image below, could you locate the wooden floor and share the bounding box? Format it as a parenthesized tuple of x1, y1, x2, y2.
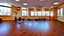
(0, 21, 64, 36)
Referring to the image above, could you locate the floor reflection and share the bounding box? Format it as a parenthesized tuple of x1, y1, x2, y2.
(24, 21, 51, 32)
(16, 23, 21, 29)
(0, 22, 11, 35)
(0, 21, 63, 36)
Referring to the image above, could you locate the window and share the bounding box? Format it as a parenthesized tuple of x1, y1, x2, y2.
(0, 3, 11, 7)
(31, 11, 34, 16)
(31, 11, 41, 16)
(42, 11, 45, 16)
(37, 11, 41, 16)
(57, 8, 63, 17)
(22, 7, 28, 16)
(0, 6, 11, 16)
(46, 11, 50, 16)
(22, 10, 27, 16)
(7, 8, 11, 15)
(60, 8, 63, 17)
(34, 12, 38, 16)
(31, 11, 50, 16)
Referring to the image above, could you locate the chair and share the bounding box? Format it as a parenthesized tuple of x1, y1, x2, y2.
(35, 18, 39, 21)
(0, 18, 2, 23)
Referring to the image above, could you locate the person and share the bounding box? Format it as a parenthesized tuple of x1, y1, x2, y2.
(35, 18, 39, 21)
(22, 18, 25, 23)
(18, 17, 21, 24)
(15, 17, 17, 21)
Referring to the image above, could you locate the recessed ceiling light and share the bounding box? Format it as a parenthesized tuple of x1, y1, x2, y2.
(15, 0, 20, 1)
(23, 3, 28, 5)
(40, 0, 45, 1)
(33, 7, 35, 8)
(54, 2, 59, 5)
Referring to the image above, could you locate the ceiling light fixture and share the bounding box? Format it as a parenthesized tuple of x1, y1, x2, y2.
(54, 2, 59, 5)
(33, 7, 35, 8)
(40, 0, 45, 1)
(53, 0, 59, 5)
(15, 0, 20, 1)
(23, 3, 28, 5)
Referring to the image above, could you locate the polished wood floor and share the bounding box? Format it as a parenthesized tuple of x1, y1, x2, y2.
(0, 21, 64, 36)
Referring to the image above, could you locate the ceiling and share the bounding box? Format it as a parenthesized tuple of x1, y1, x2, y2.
(0, 0, 64, 8)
